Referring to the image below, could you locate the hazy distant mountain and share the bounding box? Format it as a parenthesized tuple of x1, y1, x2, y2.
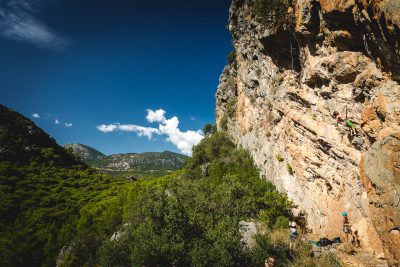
(64, 144, 188, 172)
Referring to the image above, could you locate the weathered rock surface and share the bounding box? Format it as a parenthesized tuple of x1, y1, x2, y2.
(64, 143, 106, 163)
(360, 134, 400, 264)
(216, 0, 400, 265)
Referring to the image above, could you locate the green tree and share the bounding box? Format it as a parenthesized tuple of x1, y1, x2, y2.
(202, 123, 213, 136)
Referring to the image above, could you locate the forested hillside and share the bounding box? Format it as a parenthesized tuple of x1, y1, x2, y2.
(0, 105, 129, 266)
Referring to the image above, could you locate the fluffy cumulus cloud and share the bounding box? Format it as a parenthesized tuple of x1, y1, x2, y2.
(64, 122, 72, 127)
(55, 119, 60, 124)
(97, 109, 204, 156)
(31, 113, 40, 118)
(146, 109, 166, 123)
(0, 0, 68, 49)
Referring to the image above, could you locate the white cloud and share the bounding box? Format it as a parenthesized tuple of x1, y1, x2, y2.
(55, 119, 60, 124)
(31, 113, 40, 118)
(190, 116, 196, 121)
(97, 123, 160, 139)
(97, 124, 118, 133)
(146, 109, 166, 123)
(65, 122, 73, 127)
(0, 0, 69, 49)
(119, 125, 160, 139)
(97, 109, 204, 155)
(158, 116, 204, 156)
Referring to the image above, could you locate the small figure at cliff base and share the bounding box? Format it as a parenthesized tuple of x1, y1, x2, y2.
(342, 211, 353, 243)
(342, 212, 361, 247)
(289, 221, 298, 239)
(264, 256, 275, 267)
(342, 212, 352, 242)
(289, 221, 298, 251)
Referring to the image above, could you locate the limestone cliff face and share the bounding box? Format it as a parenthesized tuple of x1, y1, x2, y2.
(216, 0, 400, 265)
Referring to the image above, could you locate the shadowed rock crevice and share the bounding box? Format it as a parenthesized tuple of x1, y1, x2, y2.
(260, 31, 301, 72)
(354, 0, 400, 80)
(323, 9, 366, 53)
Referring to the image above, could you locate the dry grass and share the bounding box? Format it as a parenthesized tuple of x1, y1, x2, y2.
(291, 251, 342, 267)
(269, 229, 291, 246)
(267, 230, 342, 267)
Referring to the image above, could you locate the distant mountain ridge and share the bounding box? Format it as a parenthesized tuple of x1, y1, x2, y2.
(64, 143, 188, 172)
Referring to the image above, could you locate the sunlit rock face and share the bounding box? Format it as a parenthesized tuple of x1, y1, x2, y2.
(216, 0, 400, 265)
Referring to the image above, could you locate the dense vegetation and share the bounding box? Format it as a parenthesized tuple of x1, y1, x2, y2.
(57, 131, 298, 266)
(0, 105, 129, 266)
(1, 105, 340, 266)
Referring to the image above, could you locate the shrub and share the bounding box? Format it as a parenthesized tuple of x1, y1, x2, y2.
(227, 76, 236, 88)
(273, 215, 290, 229)
(275, 154, 284, 162)
(251, 0, 289, 28)
(272, 72, 285, 85)
(256, 68, 262, 78)
(97, 233, 132, 267)
(226, 96, 237, 118)
(266, 112, 274, 124)
(267, 100, 273, 110)
(202, 123, 213, 135)
(227, 49, 237, 63)
(220, 114, 229, 131)
(287, 163, 294, 175)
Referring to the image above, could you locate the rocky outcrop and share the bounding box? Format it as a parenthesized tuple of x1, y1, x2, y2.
(216, 0, 400, 265)
(360, 134, 400, 264)
(64, 143, 106, 163)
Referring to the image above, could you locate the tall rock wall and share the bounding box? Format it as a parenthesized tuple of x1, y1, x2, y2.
(216, 0, 400, 265)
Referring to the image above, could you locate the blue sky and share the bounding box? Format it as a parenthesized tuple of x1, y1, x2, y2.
(0, 0, 232, 155)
